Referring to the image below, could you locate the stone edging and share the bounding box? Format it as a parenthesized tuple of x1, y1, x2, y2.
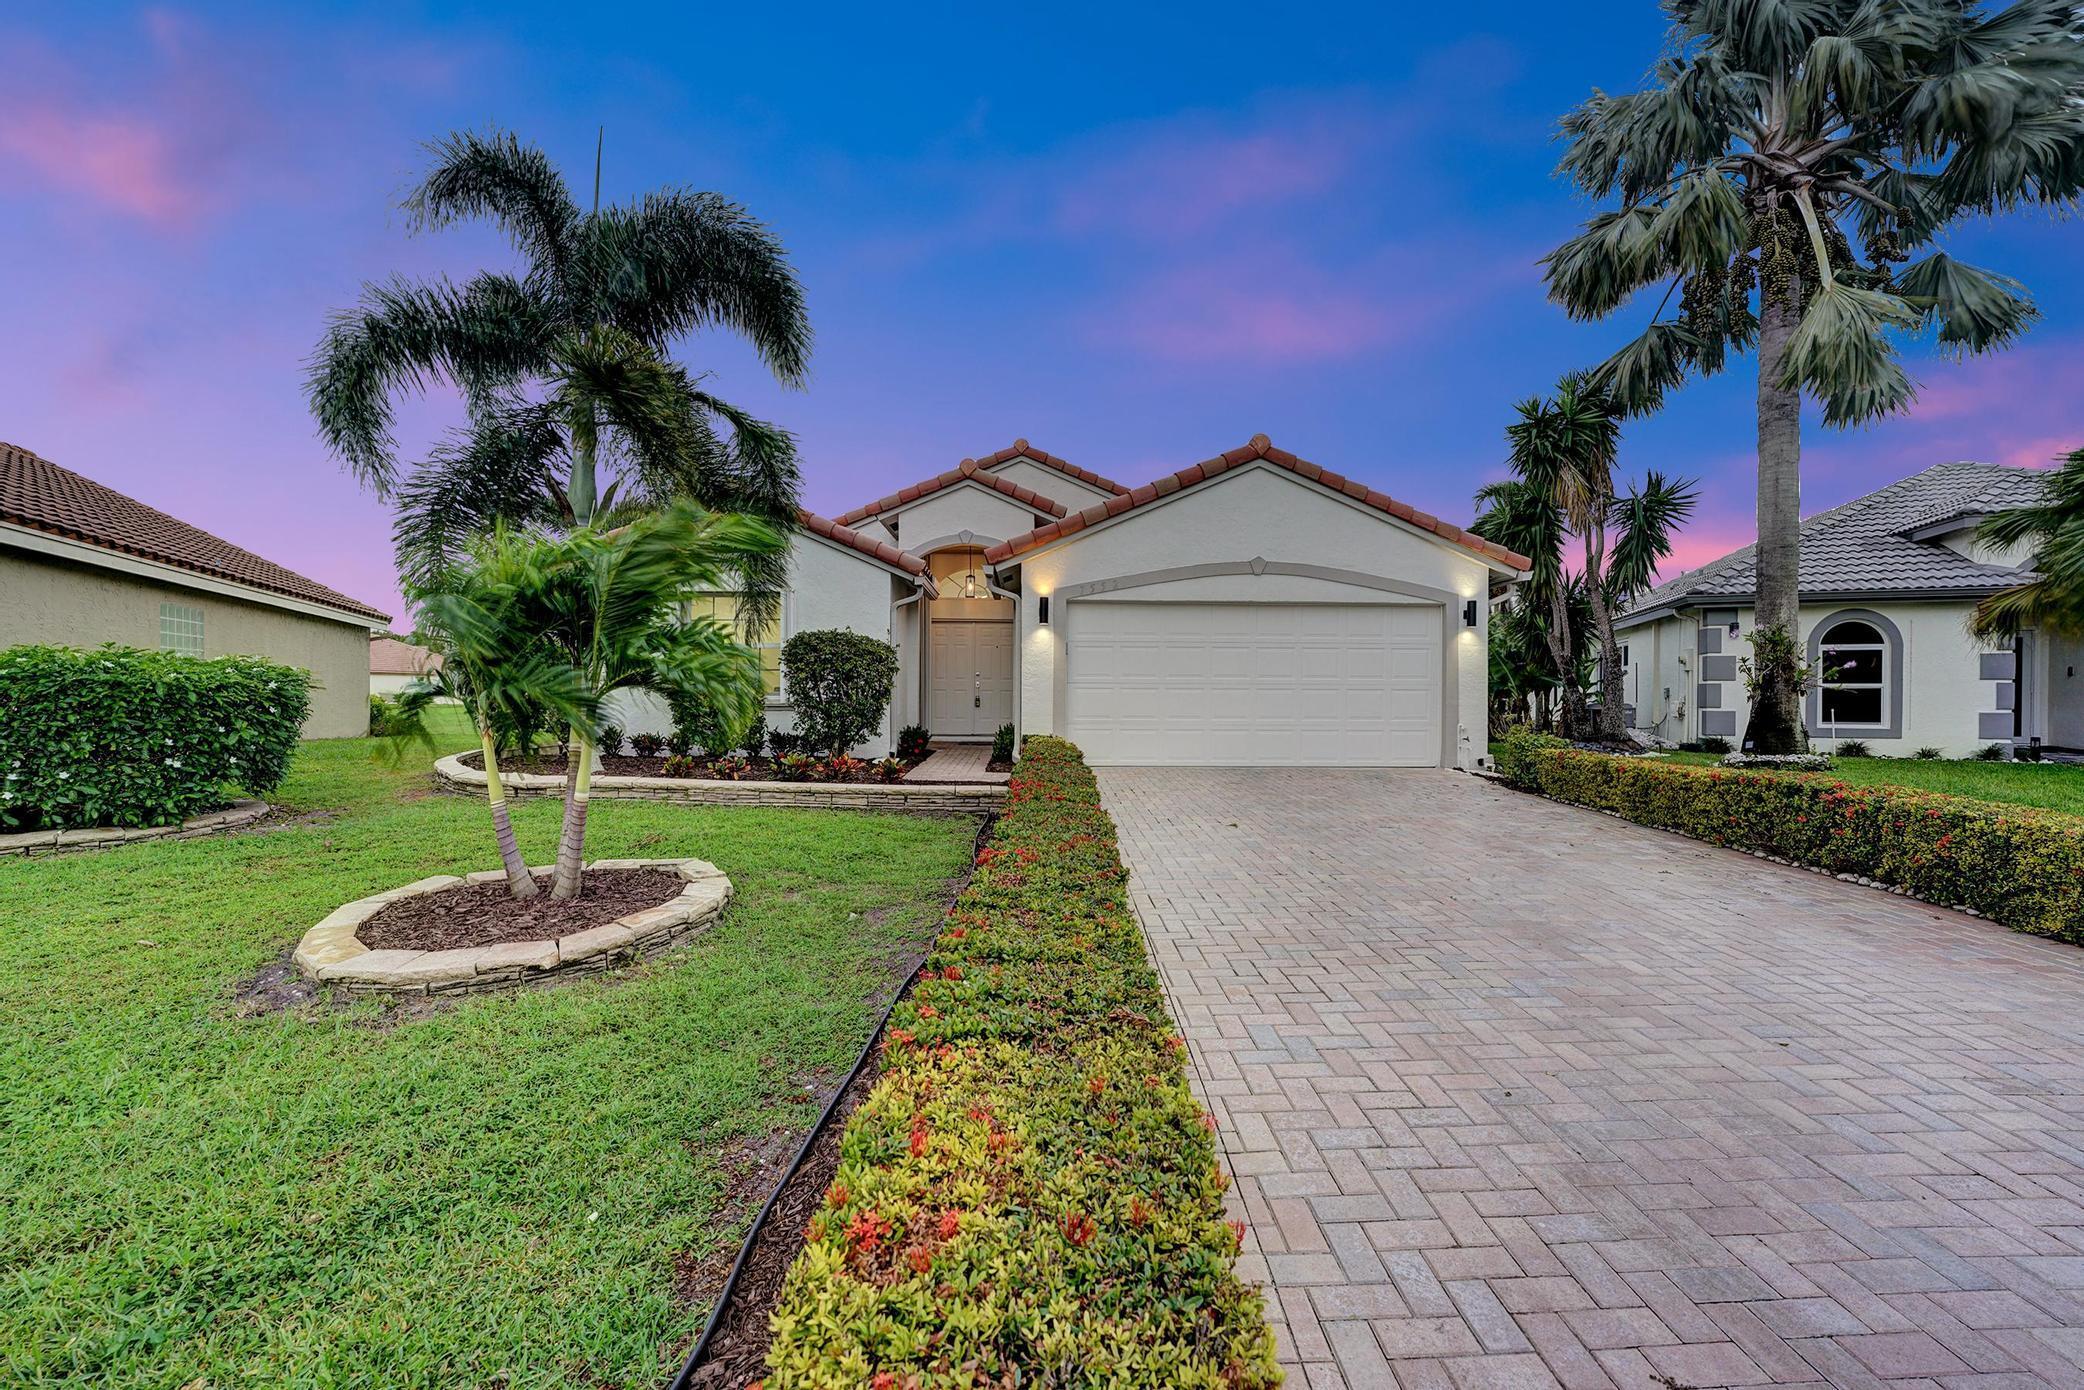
(432, 752, 1004, 817)
(293, 857, 732, 996)
(0, 799, 271, 859)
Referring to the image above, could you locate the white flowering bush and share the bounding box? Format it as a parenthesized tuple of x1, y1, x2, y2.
(0, 645, 310, 830)
(1719, 752, 1834, 772)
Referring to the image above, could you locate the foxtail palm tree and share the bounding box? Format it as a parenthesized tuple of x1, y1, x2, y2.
(1545, 1, 2084, 751)
(307, 128, 811, 619)
(1973, 446, 2084, 638)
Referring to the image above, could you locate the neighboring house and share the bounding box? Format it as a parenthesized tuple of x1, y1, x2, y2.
(1, 441, 390, 738)
(369, 635, 443, 696)
(1618, 461, 2058, 757)
(624, 436, 1527, 767)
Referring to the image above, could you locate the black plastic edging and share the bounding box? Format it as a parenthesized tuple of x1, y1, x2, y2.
(665, 811, 997, 1390)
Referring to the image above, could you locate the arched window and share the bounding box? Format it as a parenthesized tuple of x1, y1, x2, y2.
(1811, 612, 1898, 735)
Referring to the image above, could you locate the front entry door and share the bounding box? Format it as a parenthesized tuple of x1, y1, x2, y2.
(929, 621, 1014, 737)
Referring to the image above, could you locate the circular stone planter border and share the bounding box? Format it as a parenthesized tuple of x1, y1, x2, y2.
(0, 799, 270, 859)
(293, 857, 732, 996)
(431, 752, 1003, 817)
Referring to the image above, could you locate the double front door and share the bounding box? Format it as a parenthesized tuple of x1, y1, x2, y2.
(929, 621, 1014, 738)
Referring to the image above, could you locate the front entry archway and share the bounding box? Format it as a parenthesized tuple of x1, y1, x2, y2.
(924, 546, 1014, 740)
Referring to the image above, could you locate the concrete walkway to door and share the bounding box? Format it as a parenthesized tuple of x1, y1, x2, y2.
(1099, 766, 2084, 1390)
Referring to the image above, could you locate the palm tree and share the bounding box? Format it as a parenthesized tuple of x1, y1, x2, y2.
(1544, 2, 2084, 751)
(1473, 473, 1571, 728)
(1973, 446, 2084, 638)
(494, 502, 782, 898)
(384, 549, 598, 898)
(307, 128, 812, 619)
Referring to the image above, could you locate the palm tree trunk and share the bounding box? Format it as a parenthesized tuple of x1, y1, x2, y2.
(480, 726, 538, 899)
(551, 730, 593, 899)
(1544, 583, 1584, 736)
(1584, 525, 1626, 743)
(1750, 284, 1806, 753)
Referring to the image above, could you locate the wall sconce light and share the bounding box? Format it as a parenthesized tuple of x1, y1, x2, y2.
(1463, 599, 1478, 628)
(1038, 595, 1051, 626)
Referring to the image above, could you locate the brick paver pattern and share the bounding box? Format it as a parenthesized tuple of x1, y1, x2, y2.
(1100, 767, 2084, 1390)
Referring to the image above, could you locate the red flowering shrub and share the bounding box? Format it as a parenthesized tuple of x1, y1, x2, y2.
(762, 737, 1278, 1387)
(1505, 748, 2084, 943)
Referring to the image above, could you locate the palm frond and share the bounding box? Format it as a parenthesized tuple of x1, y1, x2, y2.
(1589, 319, 1706, 418)
(1543, 207, 1668, 320)
(392, 408, 565, 593)
(1606, 471, 1700, 600)
(580, 191, 813, 384)
(1895, 252, 2039, 355)
(1778, 281, 1920, 426)
(404, 129, 580, 284)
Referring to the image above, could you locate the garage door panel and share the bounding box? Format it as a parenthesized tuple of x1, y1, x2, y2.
(1066, 601, 1441, 766)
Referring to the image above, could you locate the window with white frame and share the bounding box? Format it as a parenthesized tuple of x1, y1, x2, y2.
(1816, 618, 1888, 727)
(686, 593, 782, 695)
(159, 602, 205, 657)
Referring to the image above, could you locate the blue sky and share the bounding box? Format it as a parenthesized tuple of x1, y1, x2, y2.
(3, 2, 2079, 621)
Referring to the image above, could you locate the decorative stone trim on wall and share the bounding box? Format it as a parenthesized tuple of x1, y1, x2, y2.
(0, 799, 270, 858)
(431, 753, 1004, 817)
(1978, 648, 2018, 747)
(293, 857, 732, 996)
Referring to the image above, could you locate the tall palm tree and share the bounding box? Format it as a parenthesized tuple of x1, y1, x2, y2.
(1473, 471, 1572, 728)
(307, 128, 812, 619)
(491, 502, 782, 899)
(1545, 2, 2084, 751)
(1973, 446, 2084, 638)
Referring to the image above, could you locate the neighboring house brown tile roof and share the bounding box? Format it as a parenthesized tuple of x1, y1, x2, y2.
(796, 509, 939, 596)
(369, 635, 442, 676)
(981, 434, 1532, 570)
(0, 440, 391, 622)
(971, 439, 1129, 496)
(834, 459, 1071, 527)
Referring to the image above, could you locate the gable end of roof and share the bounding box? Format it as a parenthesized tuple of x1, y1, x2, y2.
(981, 434, 1531, 571)
(796, 509, 938, 596)
(971, 439, 1129, 496)
(834, 458, 1071, 528)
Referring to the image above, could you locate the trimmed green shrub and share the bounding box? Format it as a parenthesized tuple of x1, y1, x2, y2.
(628, 732, 666, 758)
(991, 720, 1015, 764)
(368, 693, 403, 736)
(0, 645, 310, 830)
(1493, 725, 1566, 783)
(896, 723, 932, 760)
(669, 687, 754, 758)
(763, 738, 1280, 1387)
(1700, 734, 1732, 753)
(741, 716, 768, 760)
(1502, 747, 2084, 944)
(782, 629, 898, 756)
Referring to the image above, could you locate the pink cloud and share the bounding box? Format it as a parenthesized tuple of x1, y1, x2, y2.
(0, 103, 203, 227)
(1052, 123, 1354, 241)
(1103, 257, 1395, 364)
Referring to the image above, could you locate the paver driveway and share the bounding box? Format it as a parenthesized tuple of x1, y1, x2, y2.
(1101, 767, 2084, 1390)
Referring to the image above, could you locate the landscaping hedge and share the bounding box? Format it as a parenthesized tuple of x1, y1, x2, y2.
(1503, 743, 2084, 945)
(0, 645, 310, 830)
(761, 737, 1279, 1388)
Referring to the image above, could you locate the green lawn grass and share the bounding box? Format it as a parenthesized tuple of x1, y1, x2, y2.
(0, 709, 977, 1388)
(1583, 746, 2084, 817)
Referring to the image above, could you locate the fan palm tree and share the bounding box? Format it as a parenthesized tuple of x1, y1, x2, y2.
(1973, 446, 2084, 638)
(494, 501, 783, 898)
(1544, 1, 2084, 752)
(307, 128, 812, 619)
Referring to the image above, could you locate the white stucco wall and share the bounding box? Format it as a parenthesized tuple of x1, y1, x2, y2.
(983, 458, 1117, 511)
(889, 485, 1047, 551)
(1000, 463, 1499, 769)
(1626, 599, 2007, 755)
(611, 531, 909, 756)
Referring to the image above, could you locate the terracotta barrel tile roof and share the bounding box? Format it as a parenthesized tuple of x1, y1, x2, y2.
(835, 458, 1071, 527)
(796, 509, 938, 596)
(971, 439, 1129, 496)
(0, 440, 391, 622)
(981, 434, 1531, 571)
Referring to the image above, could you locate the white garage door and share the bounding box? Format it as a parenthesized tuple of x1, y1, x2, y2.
(1065, 601, 1442, 766)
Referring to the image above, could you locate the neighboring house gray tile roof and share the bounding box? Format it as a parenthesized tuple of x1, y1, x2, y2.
(1620, 461, 2043, 629)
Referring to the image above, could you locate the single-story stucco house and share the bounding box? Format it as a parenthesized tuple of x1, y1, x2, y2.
(370, 634, 442, 696)
(1, 441, 390, 738)
(625, 435, 1529, 768)
(1618, 461, 2065, 757)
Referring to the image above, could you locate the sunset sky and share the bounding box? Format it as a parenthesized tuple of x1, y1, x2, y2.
(4, 2, 2079, 623)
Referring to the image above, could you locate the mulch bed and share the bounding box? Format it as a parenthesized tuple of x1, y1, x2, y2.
(679, 1045, 888, 1389)
(356, 869, 683, 951)
(458, 749, 916, 784)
